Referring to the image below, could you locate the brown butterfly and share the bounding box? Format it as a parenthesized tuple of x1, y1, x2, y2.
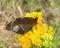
(6, 17, 38, 35)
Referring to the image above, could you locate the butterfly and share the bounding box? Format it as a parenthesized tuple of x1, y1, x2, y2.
(6, 17, 38, 35)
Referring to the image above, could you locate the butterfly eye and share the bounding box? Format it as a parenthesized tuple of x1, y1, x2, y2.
(34, 17, 38, 21)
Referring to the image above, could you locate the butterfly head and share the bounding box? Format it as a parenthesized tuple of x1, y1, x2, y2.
(33, 17, 38, 23)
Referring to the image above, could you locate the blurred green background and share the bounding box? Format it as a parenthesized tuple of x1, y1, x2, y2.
(0, 0, 60, 48)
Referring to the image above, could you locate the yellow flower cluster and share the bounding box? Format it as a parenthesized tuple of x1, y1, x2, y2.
(15, 12, 54, 48)
(15, 34, 31, 48)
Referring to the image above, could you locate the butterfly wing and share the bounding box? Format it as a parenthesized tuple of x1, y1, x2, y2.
(19, 23, 35, 34)
(6, 17, 37, 35)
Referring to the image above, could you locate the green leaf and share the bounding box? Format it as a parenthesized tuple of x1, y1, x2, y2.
(50, 21, 58, 48)
(50, 21, 58, 38)
(57, 44, 60, 48)
(0, 41, 10, 48)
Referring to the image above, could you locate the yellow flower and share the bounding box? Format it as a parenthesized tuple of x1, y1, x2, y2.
(31, 12, 38, 18)
(29, 33, 42, 46)
(14, 11, 54, 48)
(48, 26, 53, 31)
(41, 33, 53, 41)
(43, 40, 53, 47)
(25, 12, 43, 19)
(48, 26, 54, 35)
(15, 34, 31, 48)
(37, 12, 43, 16)
(25, 13, 31, 17)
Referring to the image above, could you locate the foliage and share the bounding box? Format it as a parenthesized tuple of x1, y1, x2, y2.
(0, 41, 10, 48)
